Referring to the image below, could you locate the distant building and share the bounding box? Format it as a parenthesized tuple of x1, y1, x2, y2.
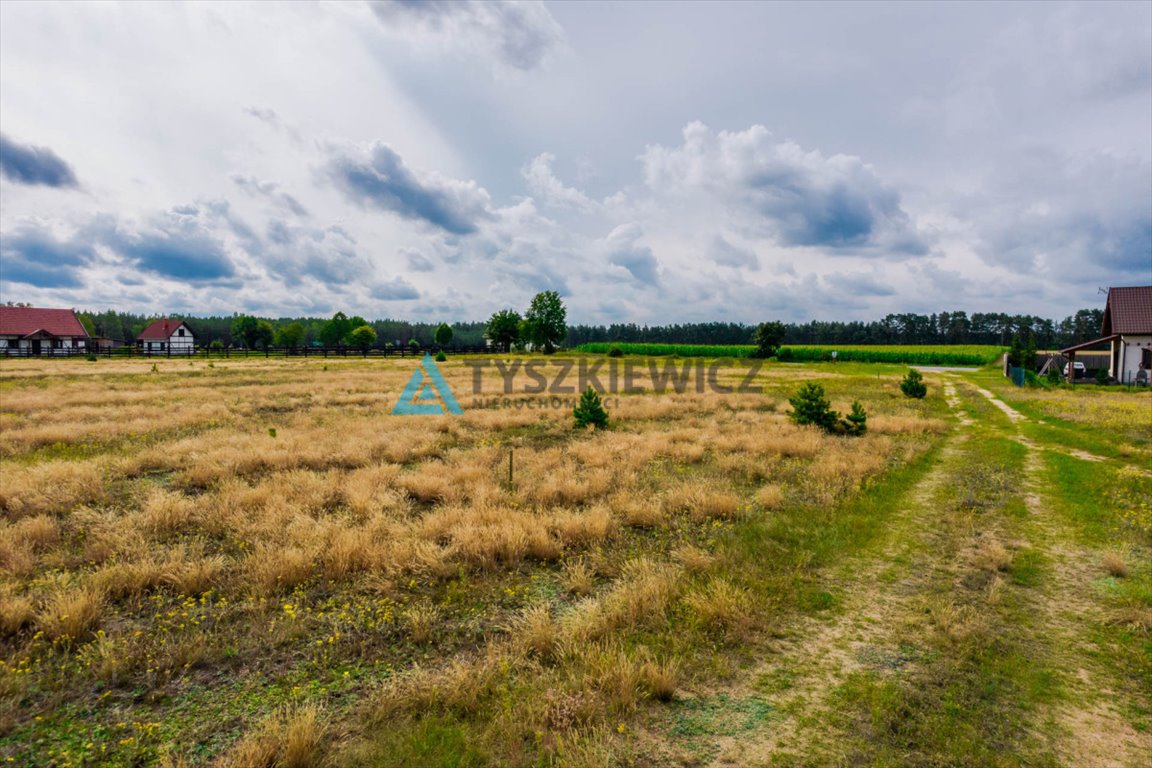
(1061, 286, 1152, 384)
(136, 318, 196, 355)
(0, 306, 90, 355)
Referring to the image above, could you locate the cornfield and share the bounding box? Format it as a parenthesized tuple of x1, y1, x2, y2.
(575, 343, 1005, 366)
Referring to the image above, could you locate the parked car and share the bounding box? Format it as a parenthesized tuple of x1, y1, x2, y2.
(1063, 361, 1086, 378)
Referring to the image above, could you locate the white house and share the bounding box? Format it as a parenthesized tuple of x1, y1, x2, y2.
(0, 306, 90, 355)
(1061, 286, 1152, 384)
(136, 318, 196, 355)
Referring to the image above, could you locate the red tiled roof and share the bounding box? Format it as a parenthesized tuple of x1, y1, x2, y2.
(0, 306, 88, 337)
(137, 318, 191, 340)
(1102, 286, 1152, 335)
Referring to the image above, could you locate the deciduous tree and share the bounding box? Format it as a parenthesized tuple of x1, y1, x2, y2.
(524, 291, 566, 354)
(485, 309, 521, 352)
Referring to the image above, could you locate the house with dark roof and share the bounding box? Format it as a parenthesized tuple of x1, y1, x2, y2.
(136, 318, 196, 355)
(0, 306, 90, 355)
(1061, 286, 1152, 384)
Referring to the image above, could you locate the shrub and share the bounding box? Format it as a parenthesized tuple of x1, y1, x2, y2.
(435, 350, 447, 362)
(408, 338, 420, 350)
(607, 346, 623, 358)
(574, 386, 609, 429)
(85, 353, 98, 362)
(1046, 365, 1061, 384)
(900, 369, 927, 398)
(1095, 368, 1110, 385)
(776, 347, 793, 361)
(788, 383, 866, 436)
(844, 400, 867, 436)
(788, 383, 838, 431)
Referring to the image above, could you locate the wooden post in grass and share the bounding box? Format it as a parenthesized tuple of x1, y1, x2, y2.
(508, 448, 514, 488)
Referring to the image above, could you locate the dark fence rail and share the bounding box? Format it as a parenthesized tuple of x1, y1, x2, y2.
(1, 345, 493, 359)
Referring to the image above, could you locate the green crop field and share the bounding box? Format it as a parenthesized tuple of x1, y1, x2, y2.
(575, 342, 1005, 366)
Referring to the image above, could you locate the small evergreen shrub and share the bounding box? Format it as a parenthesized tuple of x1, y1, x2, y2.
(608, 346, 624, 358)
(85, 354, 98, 362)
(788, 382, 867, 436)
(1046, 366, 1061, 384)
(435, 350, 447, 362)
(900, 369, 927, 398)
(573, 386, 609, 429)
(1094, 368, 1110, 385)
(845, 401, 867, 436)
(788, 383, 839, 431)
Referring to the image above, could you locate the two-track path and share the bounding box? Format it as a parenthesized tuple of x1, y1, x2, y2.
(639, 374, 1149, 767)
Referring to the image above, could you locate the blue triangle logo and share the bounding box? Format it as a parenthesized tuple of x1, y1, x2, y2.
(392, 354, 463, 415)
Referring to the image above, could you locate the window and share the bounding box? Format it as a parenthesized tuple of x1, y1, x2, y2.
(178, 328, 185, 337)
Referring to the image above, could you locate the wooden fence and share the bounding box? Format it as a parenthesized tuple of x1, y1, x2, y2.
(1, 345, 492, 359)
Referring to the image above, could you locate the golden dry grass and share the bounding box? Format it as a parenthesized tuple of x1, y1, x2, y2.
(0, 355, 944, 763)
(1102, 551, 1129, 578)
(37, 584, 105, 642)
(683, 577, 752, 636)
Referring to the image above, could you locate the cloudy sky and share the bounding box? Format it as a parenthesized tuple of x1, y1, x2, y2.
(1, 1, 1149, 324)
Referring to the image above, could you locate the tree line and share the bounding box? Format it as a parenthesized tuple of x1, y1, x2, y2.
(566, 309, 1107, 349)
(73, 303, 1106, 351)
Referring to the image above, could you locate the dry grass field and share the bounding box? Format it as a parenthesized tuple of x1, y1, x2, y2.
(0, 355, 1147, 767)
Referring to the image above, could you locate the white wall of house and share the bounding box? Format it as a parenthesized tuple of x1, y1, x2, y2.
(0, 337, 86, 354)
(141, 326, 195, 354)
(1113, 335, 1152, 383)
(167, 326, 195, 352)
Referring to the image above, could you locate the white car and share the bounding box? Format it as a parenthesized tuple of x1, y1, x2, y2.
(1063, 362, 1086, 377)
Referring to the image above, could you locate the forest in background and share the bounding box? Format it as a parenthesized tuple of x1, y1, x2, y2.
(65, 307, 1106, 350)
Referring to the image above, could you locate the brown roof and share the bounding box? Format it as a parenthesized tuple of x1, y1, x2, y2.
(1101, 286, 1152, 335)
(1061, 334, 1120, 355)
(0, 306, 88, 337)
(137, 318, 192, 341)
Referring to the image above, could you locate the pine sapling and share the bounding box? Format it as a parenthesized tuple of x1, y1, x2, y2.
(788, 382, 839, 431)
(844, 400, 867, 436)
(573, 386, 609, 429)
(900, 368, 927, 399)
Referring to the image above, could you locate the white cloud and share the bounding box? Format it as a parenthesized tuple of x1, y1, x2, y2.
(521, 153, 596, 211)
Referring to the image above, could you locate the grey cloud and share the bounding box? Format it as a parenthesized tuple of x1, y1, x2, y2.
(403, 249, 436, 272)
(231, 174, 309, 217)
(326, 142, 490, 235)
(603, 224, 660, 286)
(102, 210, 237, 281)
(0, 225, 94, 287)
(249, 219, 366, 287)
(968, 150, 1152, 282)
(370, 0, 563, 71)
(371, 277, 420, 300)
(643, 123, 928, 255)
(822, 271, 896, 297)
(708, 236, 759, 269)
(0, 134, 79, 188)
(243, 106, 281, 125)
